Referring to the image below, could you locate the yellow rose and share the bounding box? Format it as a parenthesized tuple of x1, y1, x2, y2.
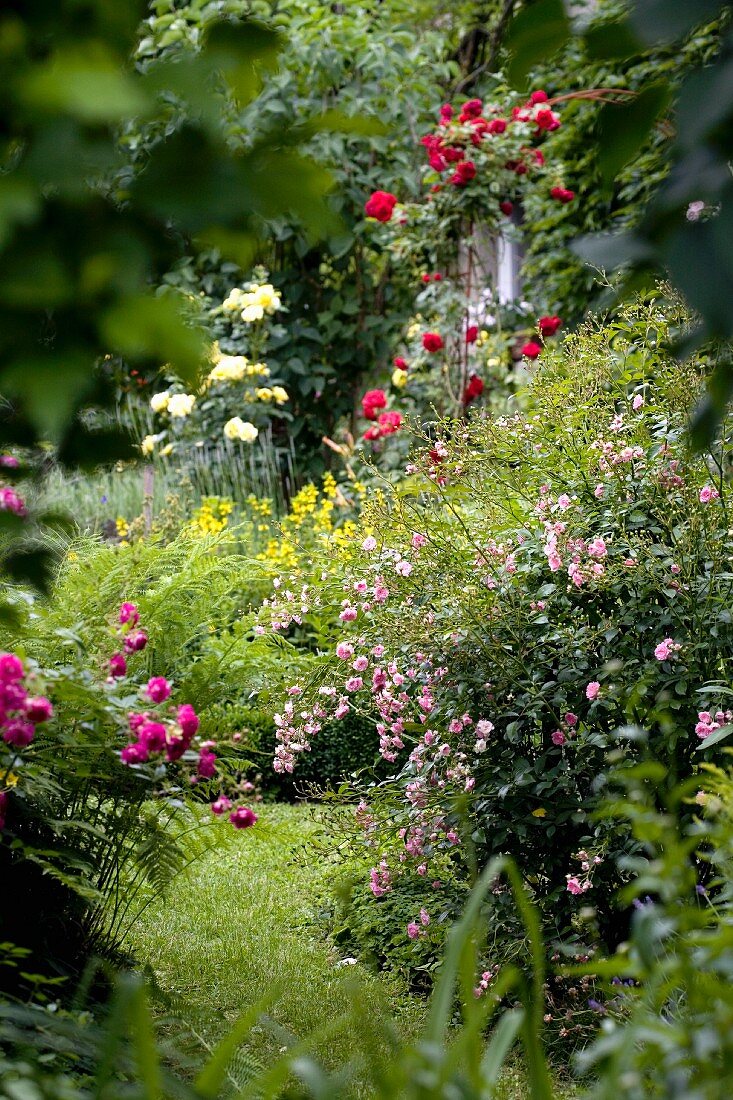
(224, 417, 259, 443)
(391, 368, 408, 389)
(150, 391, 170, 413)
(140, 434, 159, 456)
(255, 387, 273, 402)
(222, 287, 244, 312)
(252, 283, 282, 314)
(271, 386, 289, 404)
(167, 393, 196, 418)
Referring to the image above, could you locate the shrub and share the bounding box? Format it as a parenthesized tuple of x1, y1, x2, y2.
(266, 295, 733, 982)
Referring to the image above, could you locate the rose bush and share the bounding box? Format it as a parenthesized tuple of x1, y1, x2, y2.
(265, 297, 733, 1005)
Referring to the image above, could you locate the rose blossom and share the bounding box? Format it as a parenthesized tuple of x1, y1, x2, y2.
(586, 681, 600, 701)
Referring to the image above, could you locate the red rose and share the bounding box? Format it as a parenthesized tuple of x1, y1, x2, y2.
(499, 200, 514, 216)
(439, 103, 453, 122)
(363, 425, 382, 441)
(550, 186, 575, 204)
(443, 146, 464, 163)
(511, 106, 531, 122)
(393, 357, 408, 369)
(361, 388, 387, 420)
(459, 98, 483, 120)
(430, 184, 442, 193)
(463, 374, 484, 402)
(535, 107, 561, 132)
(433, 272, 443, 281)
(522, 341, 542, 359)
(538, 315, 562, 337)
(450, 160, 477, 186)
(487, 118, 507, 134)
(465, 325, 479, 344)
(378, 410, 402, 435)
(365, 190, 398, 222)
(421, 273, 431, 283)
(422, 332, 444, 353)
(429, 153, 447, 172)
(529, 90, 549, 104)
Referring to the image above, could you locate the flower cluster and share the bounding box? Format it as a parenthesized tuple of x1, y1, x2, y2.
(110, 602, 257, 830)
(222, 281, 282, 323)
(566, 849, 603, 895)
(695, 708, 732, 740)
(1, 654, 53, 753)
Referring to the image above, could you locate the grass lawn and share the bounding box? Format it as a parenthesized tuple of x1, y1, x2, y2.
(127, 802, 576, 1097)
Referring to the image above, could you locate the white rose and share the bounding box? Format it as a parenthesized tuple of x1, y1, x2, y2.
(150, 391, 170, 413)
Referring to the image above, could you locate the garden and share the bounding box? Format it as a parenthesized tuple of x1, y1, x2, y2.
(2, 1, 733, 1097)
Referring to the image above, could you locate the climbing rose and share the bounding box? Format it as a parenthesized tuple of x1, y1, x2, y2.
(361, 389, 387, 420)
(119, 602, 139, 626)
(538, 315, 562, 337)
(139, 721, 166, 754)
(109, 653, 127, 678)
(0, 654, 24, 681)
(407, 921, 420, 939)
(230, 806, 258, 829)
(535, 107, 561, 131)
(522, 341, 542, 360)
(378, 410, 402, 435)
(699, 485, 720, 503)
(529, 90, 549, 104)
(550, 186, 575, 204)
(123, 630, 148, 653)
(3, 718, 35, 748)
(145, 677, 171, 704)
(121, 742, 148, 764)
(177, 703, 199, 738)
(654, 638, 680, 661)
(365, 190, 398, 222)
(450, 160, 476, 186)
(499, 200, 514, 216)
(586, 681, 601, 701)
(25, 696, 53, 723)
(459, 98, 483, 120)
(422, 332, 444, 353)
(464, 375, 484, 403)
(551, 730, 566, 746)
(198, 749, 217, 779)
(393, 357, 408, 370)
(487, 118, 507, 134)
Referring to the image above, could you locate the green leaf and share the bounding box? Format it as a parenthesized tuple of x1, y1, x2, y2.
(629, 0, 725, 46)
(505, 0, 571, 88)
(101, 293, 207, 384)
(1, 354, 96, 443)
(584, 19, 642, 60)
(2, 546, 55, 592)
(203, 19, 282, 104)
(195, 990, 279, 1098)
(0, 177, 39, 250)
(597, 83, 671, 188)
(19, 46, 149, 122)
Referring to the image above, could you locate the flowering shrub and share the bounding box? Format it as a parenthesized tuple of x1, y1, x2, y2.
(360, 89, 576, 435)
(142, 268, 290, 461)
(266, 299, 733, 998)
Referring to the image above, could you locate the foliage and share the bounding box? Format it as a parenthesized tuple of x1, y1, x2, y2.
(2, 828, 558, 1098)
(504, 0, 733, 441)
(573, 754, 733, 1097)
(264, 295, 733, 994)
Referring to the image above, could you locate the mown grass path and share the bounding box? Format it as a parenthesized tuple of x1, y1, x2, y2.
(128, 803, 572, 1097)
